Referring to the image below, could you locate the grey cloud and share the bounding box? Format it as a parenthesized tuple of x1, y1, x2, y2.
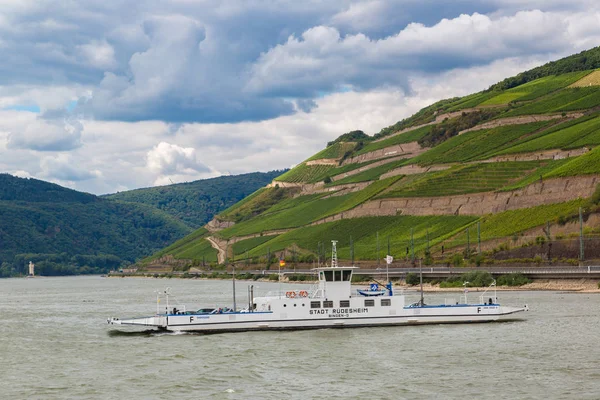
(6, 117, 83, 151)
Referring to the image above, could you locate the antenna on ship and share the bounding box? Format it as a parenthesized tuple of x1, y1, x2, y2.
(331, 240, 338, 268)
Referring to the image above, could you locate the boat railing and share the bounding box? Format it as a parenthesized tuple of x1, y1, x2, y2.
(263, 289, 313, 299)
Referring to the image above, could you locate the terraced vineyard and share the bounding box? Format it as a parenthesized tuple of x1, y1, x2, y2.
(409, 121, 551, 165)
(306, 142, 356, 161)
(141, 48, 600, 270)
(497, 114, 600, 154)
(479, 71, 591, 105)
(331, 159, 407, 185)
(247, 215, 477, 260)
(570, 69, 600, 87)
(380, 162, 541, 198)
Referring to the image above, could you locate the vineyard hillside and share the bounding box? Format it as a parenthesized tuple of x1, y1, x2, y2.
(141, 46, 600, 273)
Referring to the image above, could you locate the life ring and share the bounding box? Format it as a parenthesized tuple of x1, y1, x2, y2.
(286, 291, 297, 298)
(299, 290, 308, 298)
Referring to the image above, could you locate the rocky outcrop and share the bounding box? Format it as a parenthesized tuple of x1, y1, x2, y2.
(205, 218, 235, 232)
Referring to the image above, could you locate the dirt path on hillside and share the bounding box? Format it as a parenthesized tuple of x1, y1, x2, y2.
(206, 236, 227, 264)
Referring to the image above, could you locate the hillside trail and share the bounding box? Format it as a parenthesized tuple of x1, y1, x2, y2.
(206, 236, 227, 264)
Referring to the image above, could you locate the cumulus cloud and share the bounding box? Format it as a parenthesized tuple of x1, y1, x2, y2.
(146, 141, 212, 185)
(247, 10, 597, 97)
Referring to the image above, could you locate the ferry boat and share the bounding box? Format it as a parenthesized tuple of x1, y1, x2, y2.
(108, 242, 528, 333)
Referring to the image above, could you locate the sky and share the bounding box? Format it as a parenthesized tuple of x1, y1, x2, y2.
(1, 0, 600, 195)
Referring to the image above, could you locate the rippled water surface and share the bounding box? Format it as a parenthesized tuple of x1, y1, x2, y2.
(1, 276, 599, 399)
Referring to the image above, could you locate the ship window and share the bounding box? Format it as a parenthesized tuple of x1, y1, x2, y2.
(324, 271, 333, 281)
(311, 301, 321, 309)
(365, 299, 375, 307)
(323, 300, 333, 308)
(340, 300, 350, 307)
(343, 270, 352, 281)
(381, 299, 391, 306)
(334, 270, 342, 281)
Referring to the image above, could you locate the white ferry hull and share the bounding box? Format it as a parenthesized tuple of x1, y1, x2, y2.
(109, 305, 526, 333)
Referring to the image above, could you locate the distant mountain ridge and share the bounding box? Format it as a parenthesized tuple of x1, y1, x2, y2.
(0, 171, 283, 277)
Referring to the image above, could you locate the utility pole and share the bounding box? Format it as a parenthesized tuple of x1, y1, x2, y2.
(410, 228, 415, 262)
(466, 228, 470, 258)
(387, 236, 390, 256)
(579, 207, 584, 263)
(376, 231, 380, 266)
(477, 222, 481, 255)
(317, 241, 321, 267)
(350, 236, 354, 266)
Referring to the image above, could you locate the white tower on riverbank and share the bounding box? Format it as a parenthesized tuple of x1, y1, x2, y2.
(28, 261, 35, 277)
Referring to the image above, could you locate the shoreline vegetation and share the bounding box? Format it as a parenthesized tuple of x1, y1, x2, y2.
(108, 272, 600, 293)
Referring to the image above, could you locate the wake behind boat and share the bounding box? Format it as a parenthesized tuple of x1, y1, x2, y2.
(108, 241, 528, 333)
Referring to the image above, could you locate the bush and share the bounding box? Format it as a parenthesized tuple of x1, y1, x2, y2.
(405, 272, 420, 286)
(443, 271, 494, 287)
(451, 253, 464, 268)
(268, 274, 279, 281)
(497, 273, 531, 286)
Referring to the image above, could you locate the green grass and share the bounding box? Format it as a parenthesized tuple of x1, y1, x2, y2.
(218, 177, 401, 239)
(356, 125, 432, 155)
(479, 92, 527, 105)
(141, 227, 219, 262)
(480, 72, 591, 105)
(496, 115, 600, 154)
(219, 188, 268, 220)
(331, 160, 408, 185)
(262, 193, 323, 214)
(140, 227, 209, 263)
(442, 199, 587, 249)
(544, 146, 600, 178)
(505, 87, 600, 116)
(275, 164, 336, 183)
(247, 215, 477, 260)
(306, 142, 356, 161)
(379, 162, 540, 198)
(444, 92, 499, 111)
(410, 121, 550, 165)
(232, 235, 278, 257)
(498, 159, 571, 191)
(218, 187, 295, 223)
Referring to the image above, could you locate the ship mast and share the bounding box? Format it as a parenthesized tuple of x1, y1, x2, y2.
(331, 240, 338, 268)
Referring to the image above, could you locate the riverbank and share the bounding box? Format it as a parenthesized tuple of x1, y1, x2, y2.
(110, 273, 600, 293)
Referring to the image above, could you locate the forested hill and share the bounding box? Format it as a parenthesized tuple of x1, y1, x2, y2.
(0, 171, 283, 277)
(0, 173, 96, 203)
(104, 170, 285, 228)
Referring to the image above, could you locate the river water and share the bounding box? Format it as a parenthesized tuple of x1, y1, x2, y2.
(0, 276, 599, 399)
